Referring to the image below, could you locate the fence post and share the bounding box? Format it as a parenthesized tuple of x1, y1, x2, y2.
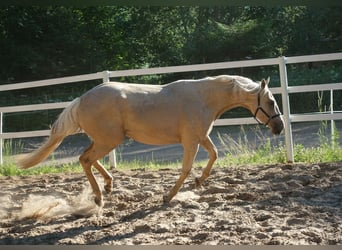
(278, 56, 294, 163)
(108, 150, 117, 170)
(0, 112, 2, 165)
(330, 89, 335, 147)
(102, 71, 117, 169)
(103, 70, 110, 83)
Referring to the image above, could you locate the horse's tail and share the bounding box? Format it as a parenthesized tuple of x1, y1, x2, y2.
(17, 98, 81, 169)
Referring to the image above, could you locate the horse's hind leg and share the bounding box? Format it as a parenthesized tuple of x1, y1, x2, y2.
(93, 160, 113, 194)
(195, 136, 218, 188)
(79, 142, 119, 206)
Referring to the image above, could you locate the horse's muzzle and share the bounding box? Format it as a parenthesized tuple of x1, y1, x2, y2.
(270, 117, 284, 135)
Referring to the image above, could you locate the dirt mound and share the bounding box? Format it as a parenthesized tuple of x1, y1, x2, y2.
(0, 162, 341, 245)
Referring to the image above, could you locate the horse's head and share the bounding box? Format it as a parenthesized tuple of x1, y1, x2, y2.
(253, 77, 284, 135)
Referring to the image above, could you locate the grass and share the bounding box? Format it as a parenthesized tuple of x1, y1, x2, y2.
(0, 162, 84, 176)
(218, 139, 341, 167)
(217, 121, 341, 166)
(0, 124, 341, 177)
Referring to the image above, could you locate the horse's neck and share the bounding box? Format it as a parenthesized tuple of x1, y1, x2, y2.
(200, 80, 257, 116)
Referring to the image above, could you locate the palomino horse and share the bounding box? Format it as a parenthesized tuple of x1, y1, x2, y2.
(18, 75, 284, 206)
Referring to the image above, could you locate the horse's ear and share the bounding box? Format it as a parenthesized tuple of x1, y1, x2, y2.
(261, 77, 270, 89)
(266, 76, 270, 84)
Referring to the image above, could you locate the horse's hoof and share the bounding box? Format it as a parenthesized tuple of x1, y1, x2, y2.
(194, 177, 201, 188)
(162, 194, 170, 204)
(94, 197, 104, 207)
(104, 185, 112, 194)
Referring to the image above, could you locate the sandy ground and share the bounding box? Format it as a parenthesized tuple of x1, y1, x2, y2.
(0, 161, 341, 245)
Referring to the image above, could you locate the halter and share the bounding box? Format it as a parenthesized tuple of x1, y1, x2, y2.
(253, 91, 281, 126)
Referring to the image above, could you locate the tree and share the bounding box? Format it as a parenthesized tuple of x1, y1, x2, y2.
(0, 6, 341, 84)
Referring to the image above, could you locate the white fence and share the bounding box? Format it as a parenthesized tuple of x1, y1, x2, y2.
(0, 52, 341, 166)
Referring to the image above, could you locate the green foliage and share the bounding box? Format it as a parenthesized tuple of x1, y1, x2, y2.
(220, 136, 287, 166)
(293, 143, 342, 163)
(0, 162, 17, 176)
(218, 124, 341, 167)
(0, 162, 84, 176)
(1, 6, 341, 83)
(220, 140, 341, 167)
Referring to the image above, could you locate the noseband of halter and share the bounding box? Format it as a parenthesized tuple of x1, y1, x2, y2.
(253, 91, 281, 126)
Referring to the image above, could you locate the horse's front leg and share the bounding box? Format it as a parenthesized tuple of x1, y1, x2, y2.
(195, 136, 218, 188)
(163, 143, 199, 203)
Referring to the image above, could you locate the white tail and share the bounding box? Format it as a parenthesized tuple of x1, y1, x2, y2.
(17, 98, 81, 169)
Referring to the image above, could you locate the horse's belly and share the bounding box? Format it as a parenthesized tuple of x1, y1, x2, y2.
(125, 125, 181, 145)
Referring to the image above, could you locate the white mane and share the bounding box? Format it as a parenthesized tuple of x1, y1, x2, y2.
(208, 75, 260, 93)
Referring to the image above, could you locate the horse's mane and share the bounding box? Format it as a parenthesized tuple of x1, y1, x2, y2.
(169, 75, 260, 94)
(207, 75, 260, 93)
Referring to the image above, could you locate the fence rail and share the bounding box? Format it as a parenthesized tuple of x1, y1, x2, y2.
(108, 58, 278, 78)
(0, 72, 105, 91)
(0, 102, 71, 113)
(1, 52, 341, 165)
